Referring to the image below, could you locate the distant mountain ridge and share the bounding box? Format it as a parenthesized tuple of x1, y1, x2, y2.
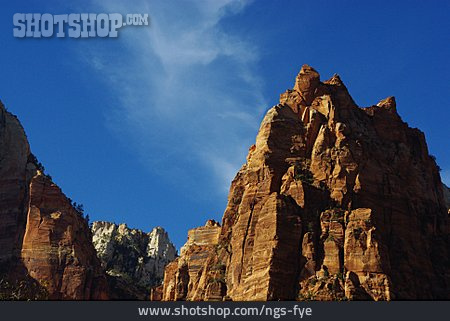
(91, 221, 176, 299)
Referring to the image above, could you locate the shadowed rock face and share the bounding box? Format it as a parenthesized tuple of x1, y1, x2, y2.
(0, 102, 30, 264)
(161, 65, 450, 301)
(444, 184, 450, 211)
(0, 101, 108, 300)
(91, 221, 176, 299)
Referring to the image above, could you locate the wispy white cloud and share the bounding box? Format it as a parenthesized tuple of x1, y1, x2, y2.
(83, 0, 265, 196)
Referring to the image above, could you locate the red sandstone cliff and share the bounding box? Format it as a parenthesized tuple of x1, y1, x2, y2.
(0, 101, 108, 299)
(161, 65, 449, 301)
(162, 220, 224, 301)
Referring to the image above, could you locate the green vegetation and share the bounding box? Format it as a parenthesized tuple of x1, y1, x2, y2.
(28, 153, 52, 181)
(293, 158, 314, 185)
(72, 202, 85, 216)
(429, 154, 442, 171)
(211, 263, 226, 271)
(28, 153, 90, 226)
(208, 276, 226, 284)
(294, 171, 314, 184)
(297, 290, 315, 301)
(330, 209, 344, 221)
(0, 277, 48, 300)
(208, 260, 227, 284)
(67, 199, 90, 225)
(336, 272, 343, 281)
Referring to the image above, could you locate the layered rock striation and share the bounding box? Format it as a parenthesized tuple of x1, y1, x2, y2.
(91, 221, 176, 299)
(0, 101, 108, 299)
(162, 220, 224, 301)
(161, 65, 449, 301)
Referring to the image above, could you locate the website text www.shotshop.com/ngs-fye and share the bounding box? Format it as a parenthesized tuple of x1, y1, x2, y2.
(137, 304, 312, 319)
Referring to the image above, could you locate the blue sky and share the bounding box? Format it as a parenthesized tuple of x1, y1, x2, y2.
(1, 0, 449, 249)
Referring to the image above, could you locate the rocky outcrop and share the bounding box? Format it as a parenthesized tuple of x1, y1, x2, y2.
(91, 221, 176, 299)
(161, 65, 450, 301)
(162, 220, 225, 301)
(21, 173, 108, 299)
(0, 101, 108, 300)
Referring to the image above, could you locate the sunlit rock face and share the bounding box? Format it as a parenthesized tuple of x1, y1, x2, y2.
(0, 100, 176, 300)
(91, 221, 176, 299)
(21, 173, 109, 299)
(161, 220, 224, 301)
(0, 101, 108, 300)
(161, 65, 449, 301)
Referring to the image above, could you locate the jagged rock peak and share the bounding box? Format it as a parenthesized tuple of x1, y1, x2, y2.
(298, 64, 320, 77)
(294, 64, 321, 104)
(162, 65, 449, 301)
(205, 219, 220, 227)
(91, 221, 176, 299)
(92, 221, 172, 239)
(280, 65, 359, 117)
(324, 73, 344, 86)
(377, 96, 397, 112)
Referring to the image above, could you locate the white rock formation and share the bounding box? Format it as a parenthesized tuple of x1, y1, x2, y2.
(91, 221, 176, 297)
